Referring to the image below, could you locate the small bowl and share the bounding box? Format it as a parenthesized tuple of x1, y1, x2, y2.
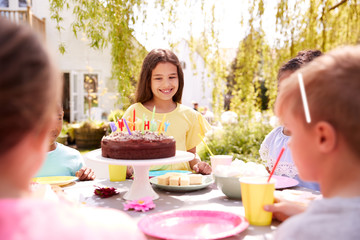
(214, 175, 242, 200)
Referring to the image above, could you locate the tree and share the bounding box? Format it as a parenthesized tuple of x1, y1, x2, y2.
(51, 0, 360, 118)
(50, 0, 148, 106)
(228, 0, 360, 115)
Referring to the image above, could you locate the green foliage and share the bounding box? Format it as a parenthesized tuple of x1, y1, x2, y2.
(49, 0, 148, 106)
(198, 115, 273, 165)
(49, 1, 360, 160)
(227, 0, 360, 115)
(66, 120, 108, 140)
(107, 109, 125, 122)
(78, 120, 108, 130)
(60, 121, 69, 137)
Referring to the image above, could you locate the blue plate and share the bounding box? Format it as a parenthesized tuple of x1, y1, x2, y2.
(149, 170, 191, 177)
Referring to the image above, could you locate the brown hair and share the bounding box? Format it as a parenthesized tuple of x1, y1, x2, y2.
(276, 46, 360, 157)
(278, 50, 322, 81)
(135, 49, 184, 103)
(0, 19, 61, 155)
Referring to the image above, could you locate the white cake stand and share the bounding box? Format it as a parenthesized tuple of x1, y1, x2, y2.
(85, 149, 194, 200)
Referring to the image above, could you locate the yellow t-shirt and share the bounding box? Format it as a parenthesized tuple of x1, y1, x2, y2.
(122, 103, 211, 171)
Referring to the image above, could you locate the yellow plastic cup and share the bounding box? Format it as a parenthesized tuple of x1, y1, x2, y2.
(240, 176, 276, 226)
(108, 165, 127, 182)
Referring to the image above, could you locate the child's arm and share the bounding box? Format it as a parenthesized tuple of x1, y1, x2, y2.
(76, 167, 96, 181)
(188, 147, 212, 175)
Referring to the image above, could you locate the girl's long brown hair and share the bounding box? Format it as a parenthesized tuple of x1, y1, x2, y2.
(135, 49, 184, 103)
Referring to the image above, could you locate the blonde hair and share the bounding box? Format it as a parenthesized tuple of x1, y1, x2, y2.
(276, 46, 360, 156)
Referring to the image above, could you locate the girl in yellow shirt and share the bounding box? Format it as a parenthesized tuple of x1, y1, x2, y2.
(123, 49, 212, 174)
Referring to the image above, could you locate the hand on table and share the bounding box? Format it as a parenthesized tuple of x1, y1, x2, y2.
(126, 166, 134, 179)
(193, 161, 212, 175)
(263, 198, 306, 222)
(76, 167, 96, 181)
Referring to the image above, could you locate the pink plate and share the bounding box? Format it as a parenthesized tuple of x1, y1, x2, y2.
(138, 210, 249, 240)
(273, 175, 299, 189)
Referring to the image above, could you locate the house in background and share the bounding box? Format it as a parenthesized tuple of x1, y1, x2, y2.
(1, 0, 118, 123)
(174, 40, 214, 111)
(1, 0, 215, 122)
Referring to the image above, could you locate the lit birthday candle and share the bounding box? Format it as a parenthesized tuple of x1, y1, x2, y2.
(123, 118, 132, 135)
(151, 120, 157, 132)
(142, 113, 145, 134)
(117, 118, 124, 131)
(144, 120, 150, 130)
(164, 121, 170, 132)
(151, 106, 156, 131)
(133, 108, 136, 130)
(127, 117, 134, 131)
(158, 114, 166, 133)
(109, 122, 117, 132)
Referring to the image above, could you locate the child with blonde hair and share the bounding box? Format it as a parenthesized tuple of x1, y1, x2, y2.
(0, 19, 145, 240)
(122, 49, 212, 174)
(265, 46, 360, 239)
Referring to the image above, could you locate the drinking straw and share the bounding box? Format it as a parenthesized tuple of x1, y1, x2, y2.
(198, 133, 214, 156)
(298, 73, 311, 123)
(123, 118, 132, 135)
(267, 147, 285, 182)
(197, 115, 204, 136)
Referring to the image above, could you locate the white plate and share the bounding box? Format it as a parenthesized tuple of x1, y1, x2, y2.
(150, 175, 214, 192)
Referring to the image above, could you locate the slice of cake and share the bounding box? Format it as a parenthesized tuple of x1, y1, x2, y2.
(179, 175, 190, 186)
(169, 176, 180, 186)
(189, 174, 203, 185)
(157, 174, 170, 185)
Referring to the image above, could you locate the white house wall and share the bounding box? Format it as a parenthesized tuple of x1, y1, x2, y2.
(174, 40, 214, 111)
(31, 0, 118, 121)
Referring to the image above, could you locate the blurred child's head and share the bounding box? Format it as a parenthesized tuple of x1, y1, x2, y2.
(0, 19, 61, 156)
(135, 49, 184, 103)
(276, 46, 360, 180)
(278, 50, 322, 82)
(49, 104, 64, 147)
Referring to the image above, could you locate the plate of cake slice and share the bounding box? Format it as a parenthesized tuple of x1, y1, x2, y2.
(150, 173, 214, 192)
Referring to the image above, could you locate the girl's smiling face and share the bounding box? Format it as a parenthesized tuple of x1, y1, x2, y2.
(151, 62, 179, 103)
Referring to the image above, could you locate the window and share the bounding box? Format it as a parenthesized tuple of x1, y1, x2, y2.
(0, 0, 9, 7)
(19, 0, 30, 7)
(83, 73, 98, 116)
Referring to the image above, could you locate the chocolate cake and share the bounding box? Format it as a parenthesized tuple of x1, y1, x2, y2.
(101, 131, 176, 159)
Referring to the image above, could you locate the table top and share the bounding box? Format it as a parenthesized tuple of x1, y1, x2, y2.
(63, 178, 283, 240)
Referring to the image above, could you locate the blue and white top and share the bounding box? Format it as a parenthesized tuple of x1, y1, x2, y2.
(35, 143, 84, 177)
(260, 126, 320, 190)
